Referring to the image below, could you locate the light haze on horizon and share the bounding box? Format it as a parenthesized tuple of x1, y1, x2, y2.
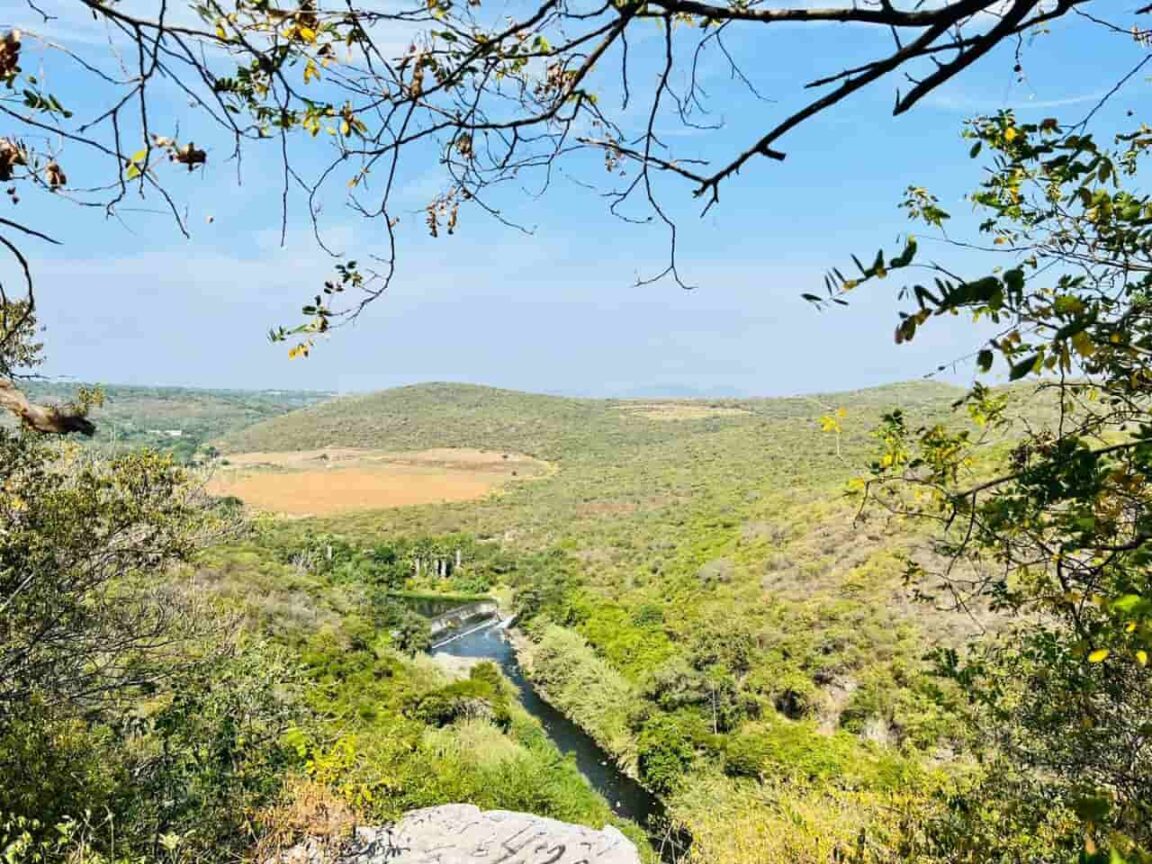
(4, 3, 1147, 398)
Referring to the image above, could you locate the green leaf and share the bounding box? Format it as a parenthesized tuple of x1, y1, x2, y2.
(1008, 354, 1039, 381)
(1113, 594, 1142, 613)
(1003, 268, 1025, 298)
(1072, 793, 1113, 820)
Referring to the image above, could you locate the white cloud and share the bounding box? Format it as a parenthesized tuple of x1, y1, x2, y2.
(922, 88, 1109, 113)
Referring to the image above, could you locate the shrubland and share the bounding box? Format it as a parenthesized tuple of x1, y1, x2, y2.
(206, 378, 982, 862)
(6, 101, 1152, 863)
(0, 428, 300, 863)
(3, 359, 1141, 862)
(6, 324, 1134, 862)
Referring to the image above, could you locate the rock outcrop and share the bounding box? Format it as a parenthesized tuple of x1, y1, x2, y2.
(276, 804, 642, 864)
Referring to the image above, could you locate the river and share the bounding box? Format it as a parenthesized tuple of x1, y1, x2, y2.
(431, 616, 689, 862)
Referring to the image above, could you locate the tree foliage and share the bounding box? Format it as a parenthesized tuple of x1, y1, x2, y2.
(0, 433, 210, 709)
(0, 0, 1140, 373)
(0, 308, 302, 859)
(827, 113, 1152, 859)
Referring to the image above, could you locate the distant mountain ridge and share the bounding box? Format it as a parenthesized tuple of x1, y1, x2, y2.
(215, 379, 964, 461)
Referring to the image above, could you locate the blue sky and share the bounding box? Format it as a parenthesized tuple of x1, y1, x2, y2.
(3, 1, 1148, 397)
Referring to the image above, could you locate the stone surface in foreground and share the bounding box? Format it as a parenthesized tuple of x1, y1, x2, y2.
(278, 804, 641, 864)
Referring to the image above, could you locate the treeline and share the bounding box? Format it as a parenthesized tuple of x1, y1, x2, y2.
(0, 430, 300, 862)
(0, 435, 652, 863)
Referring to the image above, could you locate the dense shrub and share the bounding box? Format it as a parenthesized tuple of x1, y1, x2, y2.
(0, 430, 299, 862)
(636, 714, 698, 793)
(722, 731, 772, 779)
(405, 663, 512, 729)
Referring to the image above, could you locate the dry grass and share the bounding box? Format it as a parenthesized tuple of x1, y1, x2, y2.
(616, 403, 752, 421)
(252, 777, 359, 863)
(674, 776, 925, 864)
(206, 447, 549, 516)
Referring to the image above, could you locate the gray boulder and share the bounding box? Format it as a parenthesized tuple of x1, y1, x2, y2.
(276, 804, 641, 864)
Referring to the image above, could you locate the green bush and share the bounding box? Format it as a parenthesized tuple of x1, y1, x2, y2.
(636, 713, 698, 793)
(722, 730, 773, 778)
(406, 663, 512, 729)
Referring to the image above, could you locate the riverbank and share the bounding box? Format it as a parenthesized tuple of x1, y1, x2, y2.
(508, 627, 646, 786)
(510, 623, 645, 776)
(508, 626, 693, 863)
(428, 616, 688, 862)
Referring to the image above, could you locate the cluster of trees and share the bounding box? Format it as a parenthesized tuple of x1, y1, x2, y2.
(826, 112, 1152, 859)
(279, 531, 501, 589)
(0, 423, 303, 860)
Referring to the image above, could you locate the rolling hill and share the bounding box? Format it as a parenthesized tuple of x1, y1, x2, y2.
(217, 379, 963, 462)
(202, 378, 989, 861)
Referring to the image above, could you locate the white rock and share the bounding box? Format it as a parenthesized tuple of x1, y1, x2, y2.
(275, 805, 642, 864)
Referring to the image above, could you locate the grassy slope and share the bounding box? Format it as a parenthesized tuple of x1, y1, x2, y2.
(211, 380, 986, 859)
(219, 379, 958, 463)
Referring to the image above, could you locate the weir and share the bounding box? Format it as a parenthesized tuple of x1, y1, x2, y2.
(429, 613, 511, 649)
(390, 593, 499, 638)
(425, 600, 499, 638)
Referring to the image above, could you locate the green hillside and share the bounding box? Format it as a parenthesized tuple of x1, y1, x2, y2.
(219, 379, 961, 461)
(5, 377, 1085, 862)
(203, 379, 991, 860)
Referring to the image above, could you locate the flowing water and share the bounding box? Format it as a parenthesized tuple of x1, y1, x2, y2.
(431, 616, 689, 861)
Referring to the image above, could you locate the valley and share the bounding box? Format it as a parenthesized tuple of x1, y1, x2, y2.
(4, 9, 1146, 862)
(187, 379, 975, 862)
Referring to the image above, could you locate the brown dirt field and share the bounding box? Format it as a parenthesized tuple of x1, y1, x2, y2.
(616, 403, 752, 421)
(207, 447, 549, 516)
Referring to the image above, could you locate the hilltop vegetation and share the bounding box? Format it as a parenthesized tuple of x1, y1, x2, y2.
(207, 380, 986, 860)
(0, 377, 1088, 863)
(220, 380, 960, 466)
(17, 382, 329, 461)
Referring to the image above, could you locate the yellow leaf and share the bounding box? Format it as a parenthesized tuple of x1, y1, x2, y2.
(1071, 330, 1096, 358)
(215, 21, 227, 39)
(298, 26, 317, 42)
(1126, 621, 1137, 633)
(1088, 648, 1110, 663)
(303, 60, 319, 84)
(1136, 650, 1148, 667)
(819, 415, 840, 433)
